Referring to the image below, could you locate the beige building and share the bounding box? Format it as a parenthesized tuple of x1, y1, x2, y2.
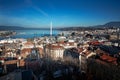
(45, 44, 64, 60)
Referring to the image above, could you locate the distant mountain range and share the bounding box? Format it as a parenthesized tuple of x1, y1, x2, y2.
(59, 21, 120, 30)
(103, 21, 120, 27)
(0, 26, 52, 30)
(0, 26, 25, 30)
(0, 21, 120, 30)
(91, 21, 120, 28)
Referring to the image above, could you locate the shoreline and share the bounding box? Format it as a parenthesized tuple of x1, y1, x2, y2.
(0, 31, 16, 38)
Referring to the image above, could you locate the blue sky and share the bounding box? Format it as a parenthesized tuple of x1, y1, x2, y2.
(0, 0, 120, 28)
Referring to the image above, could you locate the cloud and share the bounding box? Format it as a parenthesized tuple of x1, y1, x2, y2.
(32, 6, 49, 17)
(25, 0, 49, 17)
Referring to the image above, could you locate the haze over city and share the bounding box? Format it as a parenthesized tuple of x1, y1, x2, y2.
(0, 0, 120, 28)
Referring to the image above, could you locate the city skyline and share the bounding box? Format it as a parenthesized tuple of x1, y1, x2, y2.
(0, 0, 120, 28)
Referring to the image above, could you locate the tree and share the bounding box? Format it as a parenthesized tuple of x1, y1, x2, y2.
(71, 32, 76, 36)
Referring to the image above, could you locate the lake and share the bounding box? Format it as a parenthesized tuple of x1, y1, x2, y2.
(0, 30, 60, 39)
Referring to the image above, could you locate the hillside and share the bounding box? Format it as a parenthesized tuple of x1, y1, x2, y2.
(0, 26, 25, 30)
(0, 26, 56, 30)
(59, 21, 120, 31)
(104, 21, 120, 27)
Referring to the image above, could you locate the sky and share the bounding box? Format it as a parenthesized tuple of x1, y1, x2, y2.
(0, 0, 120, 28)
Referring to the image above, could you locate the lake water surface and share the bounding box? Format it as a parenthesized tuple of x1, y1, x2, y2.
(0, 30, 60, 39)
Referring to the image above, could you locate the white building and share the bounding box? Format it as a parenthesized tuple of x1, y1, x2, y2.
(0, 38, 27, 44)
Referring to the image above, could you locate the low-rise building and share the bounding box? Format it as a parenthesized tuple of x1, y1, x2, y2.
(45, 44, 64, 59)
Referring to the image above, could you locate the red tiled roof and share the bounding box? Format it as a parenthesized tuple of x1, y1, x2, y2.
(57, 41, 65, 44)
(68, 42, 75, 46)
(21, 48, 31, 54)
(100, 54, 117, 64)
(95, 59, 109, 66)
(89, 41, 102, 45)
(46, 44, 63, 50)
(0, 57, 4, 60)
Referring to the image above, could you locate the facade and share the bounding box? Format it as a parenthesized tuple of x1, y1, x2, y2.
(63, 48, 79, 60)
(45, 44, 64, 59)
